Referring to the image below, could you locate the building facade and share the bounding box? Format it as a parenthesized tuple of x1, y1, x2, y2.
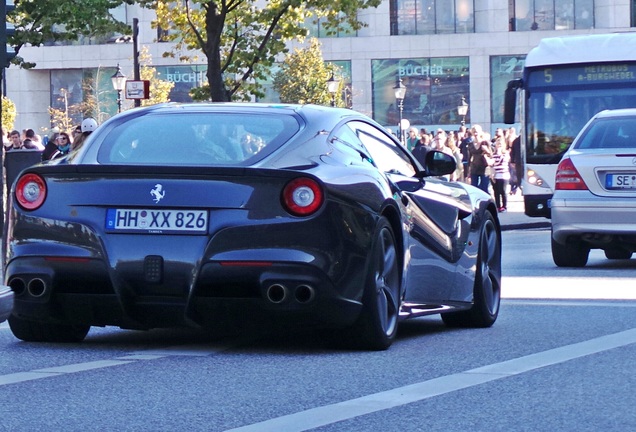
(4, 0, 636, 136)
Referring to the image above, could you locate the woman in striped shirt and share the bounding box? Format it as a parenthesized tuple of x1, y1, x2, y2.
(492, 137, 511, 212)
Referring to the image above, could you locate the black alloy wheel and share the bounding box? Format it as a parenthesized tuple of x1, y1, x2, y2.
(9, 315, 90, 343)
(349, 216, 401, 350)
(442, 211, 501, 327)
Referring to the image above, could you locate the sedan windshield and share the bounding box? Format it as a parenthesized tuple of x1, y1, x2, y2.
(97, 112, 300, 165)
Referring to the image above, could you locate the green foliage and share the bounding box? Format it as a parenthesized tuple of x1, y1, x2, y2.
(2, 96, 17, 131)
(8, 0, 132, 68)
(140, 0, 381, 101)
(273, 39, 344, 106)
(138, 46, 175, 106)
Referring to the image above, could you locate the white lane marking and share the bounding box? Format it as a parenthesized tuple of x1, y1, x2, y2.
(0, 339, 244, 387)
(116, 354, 168, 360)
(0, 372, 62, 386)
(129, 344, 220, 357)
(502, 276, 636, 300)
(35, 360, 134, 374)
(503, 299, 636, 307)
(225, 327, 636, 432)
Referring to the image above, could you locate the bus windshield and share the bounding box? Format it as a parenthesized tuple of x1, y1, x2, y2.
(525, 66, 636, 165)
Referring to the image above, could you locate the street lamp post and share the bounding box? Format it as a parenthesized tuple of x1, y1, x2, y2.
(111, 64, 127, 113)
(393, 77, 406, 145)
(327, 73, 340, 107)
(457, 96, 469, 126)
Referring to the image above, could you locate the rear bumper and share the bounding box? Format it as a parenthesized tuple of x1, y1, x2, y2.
(551, 195, 636, 245)
(5, 256, 363, 330)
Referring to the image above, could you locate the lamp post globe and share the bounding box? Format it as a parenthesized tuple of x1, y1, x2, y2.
(457, 96, 469, 126)
(393, 77, 406, 145)
(327, 73, 340, 107)
(111, 64, 127, 113)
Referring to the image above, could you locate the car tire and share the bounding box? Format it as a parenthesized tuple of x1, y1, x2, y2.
(8, 316, 90, 343)
(347, 217, 401, 351)
(442, 212, 501, 328)
(551, 236, 589, 267)
(604, 249, 633, 260)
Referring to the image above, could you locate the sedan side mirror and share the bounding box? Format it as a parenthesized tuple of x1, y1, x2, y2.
(422, 150, 456, 177)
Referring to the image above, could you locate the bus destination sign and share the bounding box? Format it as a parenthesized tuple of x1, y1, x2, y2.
(529, 63, 636, 87)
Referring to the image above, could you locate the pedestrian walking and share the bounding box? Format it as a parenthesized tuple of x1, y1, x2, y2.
(492, 138, 511, 212)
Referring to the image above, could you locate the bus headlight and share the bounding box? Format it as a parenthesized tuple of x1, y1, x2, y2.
(527, 169, 546, 187)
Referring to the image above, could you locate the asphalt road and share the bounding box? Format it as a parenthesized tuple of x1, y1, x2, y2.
(0, 224, 634, 431)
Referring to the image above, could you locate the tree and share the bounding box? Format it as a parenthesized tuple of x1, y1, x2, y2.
(48, 88, 77, 133)
(1, 96, 16, 131)
(139, 46, 175, 106)
(140, 0, 381, 102)
(75, 67, 119, 124)
(7, 0, 132, 68)
(273, 39, 343, 106)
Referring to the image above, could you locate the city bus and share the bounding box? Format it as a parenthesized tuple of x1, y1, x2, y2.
(504, 33, 636, 217)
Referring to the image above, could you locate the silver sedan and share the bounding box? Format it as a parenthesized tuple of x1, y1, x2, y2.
(551, 108, 636, 267)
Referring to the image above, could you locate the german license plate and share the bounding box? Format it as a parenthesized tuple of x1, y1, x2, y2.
(105, 209, 208, 234)
(605, 173, 636, 189)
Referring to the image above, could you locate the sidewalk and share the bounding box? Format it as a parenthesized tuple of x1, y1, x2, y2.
(496, 191, 551, 231)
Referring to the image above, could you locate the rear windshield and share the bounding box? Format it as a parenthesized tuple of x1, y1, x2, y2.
(575, 117, 636, 150)
(97, 112, 300, 165)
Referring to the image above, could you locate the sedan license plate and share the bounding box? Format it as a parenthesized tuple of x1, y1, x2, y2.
(606, 173, 636, 189)
(105, 209, 208, 234)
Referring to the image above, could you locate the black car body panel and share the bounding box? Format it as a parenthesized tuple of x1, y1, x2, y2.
(3, 103, 500, 346)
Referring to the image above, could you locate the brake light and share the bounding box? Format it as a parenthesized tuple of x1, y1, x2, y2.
(555, 158, 588, 190)
(15, 173, 47, 210)
(282, 177, 324, 216)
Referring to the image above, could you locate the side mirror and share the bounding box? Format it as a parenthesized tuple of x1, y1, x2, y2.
(504, 78, 522, 125)
(424, 150, 456, 177)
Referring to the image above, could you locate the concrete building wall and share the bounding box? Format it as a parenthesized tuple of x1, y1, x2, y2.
(3, 0, 635, 135)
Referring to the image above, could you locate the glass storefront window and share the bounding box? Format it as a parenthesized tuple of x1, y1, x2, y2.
(304, 14, 357, 38)
(490, 55, 525, 123)
(575, 0, 594, 28)
(391, 0, 474, 35)
(153, 65, 208, 102)
(50, 68, 120, 126)
(372, 57, 469, 127)
(511, 0, 594, 31)
(50, 65, 209, 127)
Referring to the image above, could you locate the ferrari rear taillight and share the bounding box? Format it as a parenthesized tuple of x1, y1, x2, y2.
(15, 173, 47, 210)
(282, 177, 324, 216)
(555, 158, 588, 190)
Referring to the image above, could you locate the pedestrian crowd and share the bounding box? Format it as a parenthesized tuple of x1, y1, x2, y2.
(2, 118, 98, 161)
(400, 124, 520, 213)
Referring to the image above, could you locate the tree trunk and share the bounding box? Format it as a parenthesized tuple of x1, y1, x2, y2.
(205, 2, 230, 102)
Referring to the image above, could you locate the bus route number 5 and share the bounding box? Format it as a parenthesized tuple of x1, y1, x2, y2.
(544, 68, 553, 83)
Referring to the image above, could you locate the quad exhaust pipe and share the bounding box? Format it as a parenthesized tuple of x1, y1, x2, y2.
(8, 277, 49, 298)
(265, 283, 316, 305)
(266, 283, 288, 304)
(27, 278, 47, 297)
(294, 284, 315, 304)
(8, 277, 26, 296)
